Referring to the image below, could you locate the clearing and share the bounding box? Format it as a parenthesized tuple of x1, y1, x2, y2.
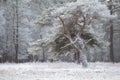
(0, 62, 120, 80)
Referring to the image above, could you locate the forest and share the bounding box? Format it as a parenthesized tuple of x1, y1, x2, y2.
(0, 0, 120, 64)
(0, 0, 120, 80)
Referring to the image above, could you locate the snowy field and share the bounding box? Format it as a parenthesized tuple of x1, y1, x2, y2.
(0, 62, 120, 80)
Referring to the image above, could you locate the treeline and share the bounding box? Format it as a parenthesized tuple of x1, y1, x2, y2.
(0, 0, 120, 64)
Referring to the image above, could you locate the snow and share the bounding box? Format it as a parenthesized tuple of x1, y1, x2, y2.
(0, 62, 120, 80)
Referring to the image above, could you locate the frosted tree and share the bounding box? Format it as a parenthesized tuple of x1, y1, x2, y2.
(0, 0, 78, 62)
(107, 0, 120, 62)
(29, 0, 110, 67)
(0, 0, 34, 62)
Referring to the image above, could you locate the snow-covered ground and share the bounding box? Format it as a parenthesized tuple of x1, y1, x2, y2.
(0, 62, 120, 80)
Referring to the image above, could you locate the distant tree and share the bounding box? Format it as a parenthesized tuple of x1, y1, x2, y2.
(105, 0, 120, 62)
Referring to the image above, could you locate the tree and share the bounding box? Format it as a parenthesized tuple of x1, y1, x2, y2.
(29, 0, 110, 67)
(14, 0, 19, 63)
(108, 0, 114, 63)
(1, 0, 20, 62)
(105, 0, 120, 62)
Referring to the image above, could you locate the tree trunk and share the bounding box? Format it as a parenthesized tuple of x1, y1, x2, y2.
(110, 20, 114, 62)
(80, 50, 88, 68)
(15, 0, 19, 63)
(109, 0, 114, 63)
(42, 46, 45, 62)
(81, 54, 88, 68)
(74, 51, 77, 62)
(76, 51, 80, 64)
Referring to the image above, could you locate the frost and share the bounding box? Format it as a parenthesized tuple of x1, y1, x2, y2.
(28, 0, 110, 62)
(0, 62, 120, 80)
